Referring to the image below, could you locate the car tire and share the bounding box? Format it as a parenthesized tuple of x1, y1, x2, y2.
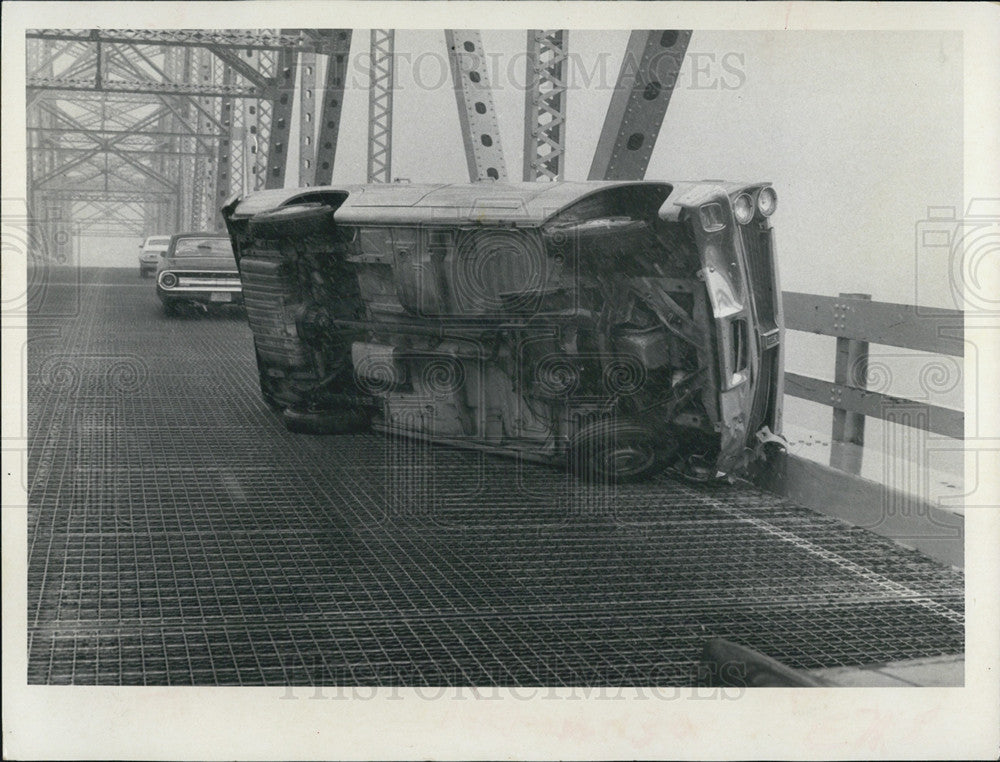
(282, 406, 371, 435)
(162, 299, 178, 317)
(568, 419, 670, 483)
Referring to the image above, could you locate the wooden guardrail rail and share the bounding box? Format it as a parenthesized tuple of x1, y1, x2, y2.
(782, 291, 964, 466)
(755, 291, 965, 568)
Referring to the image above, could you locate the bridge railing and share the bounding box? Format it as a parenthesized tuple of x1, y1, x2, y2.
(755, 291, 965, 568)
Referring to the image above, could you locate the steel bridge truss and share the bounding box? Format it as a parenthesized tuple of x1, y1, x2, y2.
(523, 30, 568, 182)
(588, 30, 692, 180)
(26, 27, 692, 260)
(444, 30, 508, 182)
(367, 30, 395, 184)
(26, 28, 353, 251)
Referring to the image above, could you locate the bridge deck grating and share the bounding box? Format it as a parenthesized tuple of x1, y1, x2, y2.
(25, 267, 964, 686)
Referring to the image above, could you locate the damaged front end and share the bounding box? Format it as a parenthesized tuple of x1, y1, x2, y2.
(222, 180, 784, 482)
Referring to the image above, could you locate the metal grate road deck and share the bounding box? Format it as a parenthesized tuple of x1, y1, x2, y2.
(25, 268, 964, 685)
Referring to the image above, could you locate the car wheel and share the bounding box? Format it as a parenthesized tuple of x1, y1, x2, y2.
(162, 299, 178, 317)
(568, 419, 670, 483)
(282, 406, 371, 435)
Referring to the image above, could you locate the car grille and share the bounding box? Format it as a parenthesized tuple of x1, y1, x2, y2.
(739, 223, 778, 334)
(238, 255, 310, 366)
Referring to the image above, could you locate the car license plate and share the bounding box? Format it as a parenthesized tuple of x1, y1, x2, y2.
(210, 292, 232, 303)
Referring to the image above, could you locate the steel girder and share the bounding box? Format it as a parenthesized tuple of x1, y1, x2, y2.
(189, 46, 215, 230)
(523, 30, 568, 182)
(27, 77, 269, 98)
(246, 48, 277, 191)
(214, 66, 245, 226)
(263, 46, 297, 189)
(298, 52, 318, 186)
(444, 30, 508, 182)
(27, 29, 341, 52)
(367, 30, 395, 184)
(41, 190, 178, 201)
(28, 127, 222, 139)
(314, 30, 352, 186)
(588, 30, 691, 181)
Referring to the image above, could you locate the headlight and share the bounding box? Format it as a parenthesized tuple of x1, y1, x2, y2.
(733, 193, 754, 225)
(756, 187, 777, 217)
(159, 272, 177, 289)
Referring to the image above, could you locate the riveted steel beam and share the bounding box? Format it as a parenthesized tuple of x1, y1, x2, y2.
(39, 189, 178, 201)
(264, 45, 297, 189)
(444, 29, 507, 182)
(588, 30, 691, 181)
(188, 46, 213, 228)
(213, 65, 239, 228)
(26, 29, 332, 52)
(298, 52, 318, 185)
(28, 127, 221, 138)
(523, 30, 568, 182)
(27, 76, 267, 98)
(367, 30, 395, 184)
(314, 29, 352, 185)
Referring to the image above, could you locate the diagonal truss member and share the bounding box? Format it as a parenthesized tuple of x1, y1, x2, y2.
(264, 44, 297, 189)
(523, 30, 568, 182)
(314, 30, 352, 186)
(298, 50, 318, 186)
(367, 30, 395, 184)
(588, 30, 692, 181)
(444, 30, 507, 182)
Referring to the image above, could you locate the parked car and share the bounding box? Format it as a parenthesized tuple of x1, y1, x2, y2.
(156, 232, 242, 316)
(138, 235, 171, 278)
(222, 181, 785, 481)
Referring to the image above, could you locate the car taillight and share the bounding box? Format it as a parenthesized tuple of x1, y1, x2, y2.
(160, 272, 177, 288)
(756, 187, 777, 217)
(733, 193, 754, 225)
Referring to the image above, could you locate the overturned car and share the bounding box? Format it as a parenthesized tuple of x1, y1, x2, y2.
(222, 181, 784, 481)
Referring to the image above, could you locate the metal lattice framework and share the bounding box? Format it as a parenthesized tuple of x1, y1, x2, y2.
(444, 30, 508, 182)
(27, 29, 338, 52)
(26, 27, 696, 259)
(588, 30, 692, 181)
(523, 30, 568, 182)
(25, 29, 332, 249)
(367, 30, 395, 184)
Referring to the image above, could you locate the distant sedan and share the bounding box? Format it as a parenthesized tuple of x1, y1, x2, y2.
(155, 232, 243, 316)
(138, 235, 170, 278)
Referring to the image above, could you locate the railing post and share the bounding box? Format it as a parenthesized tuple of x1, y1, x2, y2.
(830, 292, 871, 473)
